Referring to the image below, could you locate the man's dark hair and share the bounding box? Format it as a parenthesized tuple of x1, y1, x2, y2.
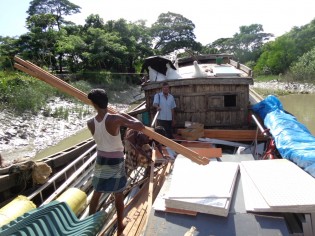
(162, 82, 169, 87)
(88, 88, 108, 109)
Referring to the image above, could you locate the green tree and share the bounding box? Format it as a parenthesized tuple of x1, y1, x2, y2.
(56, 32, 86, 72)
(150, 12, 198, 54)
(105, 18, 153, 72)
(290, 47, 315, 82)
(27, 0, 81, 30)
(0, 36, 19, 70)
(209, 38, 234, 53)
(81, 27, 127, 71)
(19, 14, 60, 69)
(84, 14, 105, 30)
(230, 24, 273, 63)
(254, 18, 315, 76)
(254, 35, 297, 75)
(26, 0, 81, 72)
(287, 19, 315, 58)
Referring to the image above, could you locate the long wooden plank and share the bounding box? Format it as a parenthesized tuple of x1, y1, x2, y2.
(13, 56, 209, 165)
(176, 129, 267, 141)
(14, 57, 91, 105)
(142, 128, 208, 165)
(99, 180, 150, 236)
(205, 129, 266, 141)
(123, 163, 171, 236)
(128, 201, 148, 236)
(187, 147, 222, 158)
(179, 141, 213, 148)
(147, 149, 156, 218)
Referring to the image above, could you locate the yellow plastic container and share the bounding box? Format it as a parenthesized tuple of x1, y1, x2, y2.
(56, 188, 87, 215)
(0, 195, 36, 227)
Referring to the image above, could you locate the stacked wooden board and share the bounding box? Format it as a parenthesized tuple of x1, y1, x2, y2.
(157, 155, 239, 217)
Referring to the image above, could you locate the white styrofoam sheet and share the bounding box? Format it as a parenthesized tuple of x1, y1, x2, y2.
(167, 155, 239, 198)
(241, 159, 315, 212)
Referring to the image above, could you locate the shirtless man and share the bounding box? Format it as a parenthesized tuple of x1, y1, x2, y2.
(87, 88, 144, 235)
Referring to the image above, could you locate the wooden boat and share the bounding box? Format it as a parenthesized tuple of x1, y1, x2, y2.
(2, 54, 314, 235)
(0, 138, 95, 207)
(116, 54, 314, 236)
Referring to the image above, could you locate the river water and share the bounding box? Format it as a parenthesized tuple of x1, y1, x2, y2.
(279, 94, 315, 135)
(33, 128, 92, 160)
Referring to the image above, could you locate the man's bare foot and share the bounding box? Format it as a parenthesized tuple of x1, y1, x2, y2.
(117, 218, 130, 236)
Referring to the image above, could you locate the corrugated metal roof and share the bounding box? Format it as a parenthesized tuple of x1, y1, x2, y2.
(0, 201, 106, 236)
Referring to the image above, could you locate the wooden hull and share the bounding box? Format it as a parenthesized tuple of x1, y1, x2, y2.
(0, 138, 95, 207)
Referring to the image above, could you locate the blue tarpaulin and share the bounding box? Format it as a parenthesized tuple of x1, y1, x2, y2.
(252, 95, 315, 177)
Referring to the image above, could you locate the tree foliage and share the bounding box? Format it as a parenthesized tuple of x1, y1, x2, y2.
(150, 12, 198, 54)
(290, 47, 315, 82)
(1, 0, 315, 84)
(0, 36, 18, 69)
(206, 24, 273, 63)
(232, 24, 273, 62)
(254, 36, 297, 75)
(27, 0, 81, 30)
(254, 19, 315, 76)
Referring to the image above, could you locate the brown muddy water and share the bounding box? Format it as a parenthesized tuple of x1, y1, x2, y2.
(33, 128, 92, 161)
(279, 94, 315, 135)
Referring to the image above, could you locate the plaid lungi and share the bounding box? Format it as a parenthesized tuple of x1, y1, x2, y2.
(92, 156, 127, 193)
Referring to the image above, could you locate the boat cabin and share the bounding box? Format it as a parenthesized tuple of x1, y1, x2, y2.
(141, 54, 254, 129)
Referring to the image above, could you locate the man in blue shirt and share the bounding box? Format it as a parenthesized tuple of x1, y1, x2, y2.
(153, 82, 176, 139)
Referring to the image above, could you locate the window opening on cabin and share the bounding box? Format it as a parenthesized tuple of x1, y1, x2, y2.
(224, 95, 237, 107)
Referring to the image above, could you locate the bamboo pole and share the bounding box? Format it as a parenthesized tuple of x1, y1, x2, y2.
(13, 56, 209, 165)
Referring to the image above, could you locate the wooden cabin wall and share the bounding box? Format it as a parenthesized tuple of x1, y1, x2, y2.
(145, 83, 250, 128)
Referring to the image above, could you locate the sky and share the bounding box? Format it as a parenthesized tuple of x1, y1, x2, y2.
(0, 0, 314, 45)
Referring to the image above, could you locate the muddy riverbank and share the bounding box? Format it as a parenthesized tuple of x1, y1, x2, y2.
(251, 80, 315, 94)
(0, 86, 144, 163)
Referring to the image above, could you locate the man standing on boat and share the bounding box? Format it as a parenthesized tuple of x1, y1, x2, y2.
(87, 88, 145, 236)
(153, 82, 176, 139)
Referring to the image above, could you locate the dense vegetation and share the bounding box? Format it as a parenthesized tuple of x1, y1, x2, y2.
(0, 69, 138, 114)
(1, 0, 315, 113)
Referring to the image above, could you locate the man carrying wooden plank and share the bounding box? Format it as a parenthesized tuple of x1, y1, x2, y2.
(87, 88, 145, 236)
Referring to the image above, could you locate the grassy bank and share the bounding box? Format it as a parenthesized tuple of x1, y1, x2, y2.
(0, 71, 139, 115)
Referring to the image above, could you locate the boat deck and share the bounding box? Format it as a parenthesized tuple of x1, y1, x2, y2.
(144, 154, 291, 236)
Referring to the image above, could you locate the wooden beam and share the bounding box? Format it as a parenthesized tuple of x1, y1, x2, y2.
(147, 149, 156, 218)
(179, 141, 213, 148)
(187, 147, 222, 158)
(143, 127, 208, 165)
(204, 129, 266, 141)
(177, 129, 266, 142)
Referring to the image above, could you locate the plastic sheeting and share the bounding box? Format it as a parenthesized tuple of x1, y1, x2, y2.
(252, 95, 315, 177)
